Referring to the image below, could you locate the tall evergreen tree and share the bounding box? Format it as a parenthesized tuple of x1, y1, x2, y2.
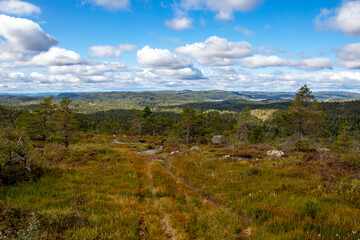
(51, 97, 77, 148)
(310, 100, 325, 140)
(142, 106, 155, 136)
(236, 106, 252, 147)
(131, 110, 143, 137)
(179, 107, 197, 145)
(288, 85, 318, 139)
(210, 113, 223, 135)
(32, 96, 56, 141)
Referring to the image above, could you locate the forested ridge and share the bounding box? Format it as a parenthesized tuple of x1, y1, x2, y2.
(2, 89, 360, 113)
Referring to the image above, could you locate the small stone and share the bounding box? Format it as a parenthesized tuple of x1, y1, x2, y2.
(267, 150, 284, 157)
(190, 146, 202, 152)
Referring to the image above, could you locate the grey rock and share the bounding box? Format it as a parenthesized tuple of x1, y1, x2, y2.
(267, 150, 284, 157)
(190, 146, 202, 152)
(212, 135, 225, 144)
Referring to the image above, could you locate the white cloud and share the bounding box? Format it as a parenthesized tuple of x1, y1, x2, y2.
(238, 55, 332, 70)
(315, 0, 360, 36)
(175, 36, 252, 66)
(0, 14, 57, 61)
(165, 17, 193, 30)
(2, 66, 360, 93)
(29, 47, 84, 66)
(137, 46, 192, 69)
(238, 55, 296, 68)
(181, 0, 264, 20)
(48, 62, 127, 75)
(213, 66, 235, 72)
(0, 0, 40, 16)
(88, 44, 136, 58)
(335, 43, 360, 69)
(82, 0, 130, 11)
(152, 67, 203, 80)
(299, 58, 332, 70)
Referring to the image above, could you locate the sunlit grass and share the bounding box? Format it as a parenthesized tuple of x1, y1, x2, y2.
(1, 135, 360, 239)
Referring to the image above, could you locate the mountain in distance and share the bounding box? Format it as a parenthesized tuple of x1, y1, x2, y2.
(55, 90, 360, 101)
(2, 90, 360, 113)
(2, 90, 360, 102)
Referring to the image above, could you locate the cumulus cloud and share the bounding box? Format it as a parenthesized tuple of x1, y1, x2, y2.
(238, 55, 332, 70)
(88, 44, 136, 58)
(137, 46, 192, 69)
(82, 0, 130, 11)
(165, 17, 193, 30)
(29, 47, 84, 66)
(299, 58, 332, 70)
(2, 66, 360, 93)
(175, 36, 252, 66)
(0, 0, 40, 16)
(180, 0, 263, 19)
(152, 67, 203, 80)
(0, 14, 58, 61)
(315, 0, 360, 36)
(48, 62, 127, 75)
(238, 55, 297, 68)
(334, 43, 360, 69)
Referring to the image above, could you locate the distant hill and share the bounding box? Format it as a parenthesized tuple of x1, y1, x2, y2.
(1, 90, 360, 113)
(54, 90, 360, 101)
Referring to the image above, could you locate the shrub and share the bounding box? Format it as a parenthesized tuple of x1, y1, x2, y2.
(294, 138, 311, 151)
(300, 199, 320, 219)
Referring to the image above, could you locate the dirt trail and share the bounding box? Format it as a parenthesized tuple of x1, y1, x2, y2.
(162, 215, 176, 240)
(164, 166, 222, 207)
(163, 160, 253, 225)
(113, 143, 250, 239)
(136, 215, 148, 240)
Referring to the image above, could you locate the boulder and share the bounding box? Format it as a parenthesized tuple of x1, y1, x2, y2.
(190, 146, 202, 152)
(267, 150, 284, 157)
(212, 135, 225, 144)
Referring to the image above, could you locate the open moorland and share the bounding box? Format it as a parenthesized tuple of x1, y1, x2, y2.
(1, 87, 360, 239)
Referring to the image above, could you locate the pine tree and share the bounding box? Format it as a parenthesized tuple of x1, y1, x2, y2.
(236, 106, 252, 147)
(334, 124, 353, 150)
(142, 106, 155, 136)
(210, 113, 223, 135)
(131, 110, 143, 137)
(32, 96, 56, 141)
(310, 100, 325, 141)
(288, 85, 318, 139)
(51, 97, 77, 148)
(180, 107, 197, 145)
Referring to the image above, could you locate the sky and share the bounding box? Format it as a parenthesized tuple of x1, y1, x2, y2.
(0, 0, 360, 93)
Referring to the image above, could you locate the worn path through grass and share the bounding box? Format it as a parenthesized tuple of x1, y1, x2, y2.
(114, 141, 249, 240)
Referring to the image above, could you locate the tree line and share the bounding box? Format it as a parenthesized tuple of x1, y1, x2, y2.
(1, 86, 359, 151)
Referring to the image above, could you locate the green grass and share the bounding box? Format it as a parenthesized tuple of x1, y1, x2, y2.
(1, 135, 360, 239)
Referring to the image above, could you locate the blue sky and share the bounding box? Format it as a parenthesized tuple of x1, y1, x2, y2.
(0, 0, 360, 93)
